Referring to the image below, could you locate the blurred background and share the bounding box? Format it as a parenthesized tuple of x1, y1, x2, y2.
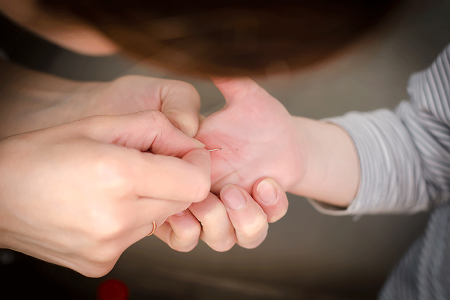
(1, 0, 450, 299)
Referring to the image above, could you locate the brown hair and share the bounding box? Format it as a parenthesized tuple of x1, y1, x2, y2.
(38, 0, 403, 77)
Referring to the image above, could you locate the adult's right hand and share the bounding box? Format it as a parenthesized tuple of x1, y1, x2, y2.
(0, 111, 210, 277)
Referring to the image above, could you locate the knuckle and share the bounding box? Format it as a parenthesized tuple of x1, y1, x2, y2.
(148, 111, 173, 131)
(240, 230, 268, 250)
(176, 223, 201, 241)
(198, 209, 222, 226)
(112, 75, 140, 87)
(168, 80, 200, 98)
(172, 237, 199, 253)
(174, 243, 197, 252)
(85, 244, 122, 267)
(87, 212, 128, 242)
(149, 110, 168, 125)
(238, 215, 269, 240)
(91, 156, 132, 192)
(82, 263, 116, 278)
(77, 115, 104, 131)
(209, 238, 236, 252)
(91, 225, 122, 243)
(76, 250, 120, 278)
(189, 172, 210, 202)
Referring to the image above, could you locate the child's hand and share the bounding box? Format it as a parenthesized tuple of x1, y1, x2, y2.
(155, 78, 299, 253)
(155, 78, 297, 252)
(196, 78, 303, 194)
(155, 77, 360, 252)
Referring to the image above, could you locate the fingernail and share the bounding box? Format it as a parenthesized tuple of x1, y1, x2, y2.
(221, 185, 246, 211)
(174, 210, 186, 217)
(193, 139, 206, 148)
(257, 179, 278, 205)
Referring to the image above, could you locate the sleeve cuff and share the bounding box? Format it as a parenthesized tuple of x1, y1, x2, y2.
(314, 108, 429, 215)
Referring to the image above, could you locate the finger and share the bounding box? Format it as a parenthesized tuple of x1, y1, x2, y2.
(199, 114, 206, 125)
(133, 197, 191, 229)
(71, 112, 211, 202)
(135, 147, 211, 202)
(252, 178, 289, 223)
(212, 77, 267, 107)
(73, 110, 205, 157)
(153, 210, 201, 252)
(220, 184, 269, 249)
(189, 193, 236, 252)
(160, 80, 201, 138)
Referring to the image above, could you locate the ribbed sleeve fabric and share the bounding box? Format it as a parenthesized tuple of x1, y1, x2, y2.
(309, 44, 450, 299)
(328, 107, 429, 214)
(312, 45, 450, 215)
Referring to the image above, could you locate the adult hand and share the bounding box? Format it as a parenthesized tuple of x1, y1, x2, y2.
(78, 75, 201, 137)
(0, 61, 201, 138)
(0, 111, 210, 277)
(155, 178, 288, 252)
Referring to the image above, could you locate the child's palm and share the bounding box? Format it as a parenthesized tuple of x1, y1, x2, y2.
(196, 78, 303, 193)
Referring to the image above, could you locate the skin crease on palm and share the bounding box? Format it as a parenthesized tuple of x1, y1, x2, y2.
(196, 78, 304, 194)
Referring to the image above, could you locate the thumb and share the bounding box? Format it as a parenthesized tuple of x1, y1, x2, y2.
(159, 80, 201, 138)
(73, 111, 205, 157)
(212, 77, 264, 107)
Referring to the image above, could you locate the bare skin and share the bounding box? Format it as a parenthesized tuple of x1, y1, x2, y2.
(197, 78, 360, 207)
(159, 78, 360, 253)
(0, 0, 359, 273)
(0, 61, 201, 138)
(0, 61, 289, 268)
(0, 111, 210, 277)
(197, 78, 303, 194)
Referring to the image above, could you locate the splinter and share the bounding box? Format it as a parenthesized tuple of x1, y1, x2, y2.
(208, 148, 222, 152)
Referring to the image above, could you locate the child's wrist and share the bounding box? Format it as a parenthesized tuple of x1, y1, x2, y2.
(288, 118, 359, 207)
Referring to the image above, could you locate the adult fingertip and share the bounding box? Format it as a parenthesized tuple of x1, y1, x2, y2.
(186, 147, 210, 161)
(183, 148, 211, 202)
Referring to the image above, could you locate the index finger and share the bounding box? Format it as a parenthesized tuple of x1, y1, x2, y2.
(134, 147, 211, 203)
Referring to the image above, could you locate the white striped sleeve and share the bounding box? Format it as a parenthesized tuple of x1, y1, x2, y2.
(311, 44, 450, 215)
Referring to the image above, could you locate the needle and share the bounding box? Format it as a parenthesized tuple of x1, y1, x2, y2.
(208, 148, 222, 152)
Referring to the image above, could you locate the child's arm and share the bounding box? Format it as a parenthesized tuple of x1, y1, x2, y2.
(198, 73, 444, 216)
(170, 56, 450, 252)
(288, 117, 359, 207)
